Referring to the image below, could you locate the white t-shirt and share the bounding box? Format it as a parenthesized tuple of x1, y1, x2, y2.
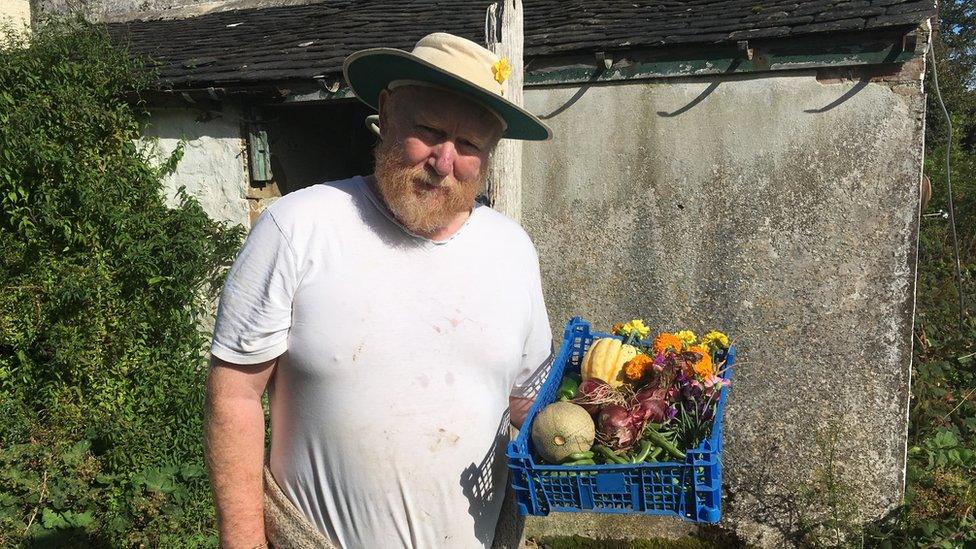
(210, 176, 552, 549)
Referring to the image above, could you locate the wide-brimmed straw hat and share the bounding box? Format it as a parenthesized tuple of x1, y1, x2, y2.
(342, 32, 552, 141)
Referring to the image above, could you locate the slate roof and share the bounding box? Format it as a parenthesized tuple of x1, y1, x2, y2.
(107, 0, 936, 88)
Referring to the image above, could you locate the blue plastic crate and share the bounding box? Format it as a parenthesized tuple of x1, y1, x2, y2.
(506, 317, 734, 523)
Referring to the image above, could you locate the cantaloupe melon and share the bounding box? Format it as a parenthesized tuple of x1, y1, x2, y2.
(530, 401, 596, 463)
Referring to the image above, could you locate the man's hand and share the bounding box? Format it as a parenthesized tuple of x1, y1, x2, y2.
(509, 396, 534, 430)
(204, 356, 277, 549)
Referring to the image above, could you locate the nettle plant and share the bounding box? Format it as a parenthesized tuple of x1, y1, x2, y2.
(0, 18, 242, 546)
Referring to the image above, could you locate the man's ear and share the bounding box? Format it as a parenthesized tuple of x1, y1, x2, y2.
(377, 88, 391, 139)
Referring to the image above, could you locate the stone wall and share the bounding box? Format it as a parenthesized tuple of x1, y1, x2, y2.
(519, 62, 925, 545)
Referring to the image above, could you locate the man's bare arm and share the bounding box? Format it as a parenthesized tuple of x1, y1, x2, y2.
(204, 356, 277, 548)
(509, 396, 534, 430)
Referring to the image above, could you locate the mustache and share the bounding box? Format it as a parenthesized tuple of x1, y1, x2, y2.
(411, 166, 460, 189)
(371, 137, 486, 236)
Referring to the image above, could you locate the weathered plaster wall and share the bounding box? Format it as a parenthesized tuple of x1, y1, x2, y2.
(0, 0, 30, 37)
(520, 66, 925, 545)
(141, 106, 250, 227)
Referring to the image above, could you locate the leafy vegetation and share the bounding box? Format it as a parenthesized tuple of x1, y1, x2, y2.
(0, 18, 241, 546)
(890, 0, 976, 546)
(530, 535, 731, 549)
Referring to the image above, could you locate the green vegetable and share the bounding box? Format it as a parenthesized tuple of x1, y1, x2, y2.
(556, 376, 580, 400)
(648, 447, 663, 461)
(633, 440, 652, 462)
(563, 458, 596, 466)
(531, 401, 596, 463)
(593, 444, 629, 464)
(645, 428, 685, 460)
(564, 451, 594, 462)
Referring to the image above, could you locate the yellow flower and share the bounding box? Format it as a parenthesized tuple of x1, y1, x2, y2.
(620, 319, 650, 339)
(701, 330, 729, 350)
(491, 57, 512, 84)
(674, 330, 697, 348)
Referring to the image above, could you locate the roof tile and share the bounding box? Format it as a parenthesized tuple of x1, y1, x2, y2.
(106, 0, 935, 87)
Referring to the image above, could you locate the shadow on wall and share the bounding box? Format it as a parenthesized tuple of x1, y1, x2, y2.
(539, 59, 884, 120)
(538, 58, 884, 124)
(657, 59, 743, 117)
(804, 78, 871, 113)
(460, 412, 520, 548)
(538, 65, 607, 120)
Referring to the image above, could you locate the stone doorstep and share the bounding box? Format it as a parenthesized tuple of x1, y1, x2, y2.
(524, 513, 701, 542)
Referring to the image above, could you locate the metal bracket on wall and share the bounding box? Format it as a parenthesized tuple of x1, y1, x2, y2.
(737, 40, 754, 60)
(314, 75, 342, 93)
(902, 32, 918, 54)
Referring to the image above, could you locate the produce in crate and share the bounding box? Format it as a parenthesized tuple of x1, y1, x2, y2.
(507, 317, 734, 523)
(533, 321, 730, 465)
(529, 401, 596, 464)
(580, 338, 637, 388)
(579, 319, 649, 388)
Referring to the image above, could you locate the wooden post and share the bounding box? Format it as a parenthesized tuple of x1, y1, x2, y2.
(488, 4, 527, 531)
(485, 0, 524, 222)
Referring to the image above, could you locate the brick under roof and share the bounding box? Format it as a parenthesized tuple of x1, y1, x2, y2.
(107, 0, 936, 88)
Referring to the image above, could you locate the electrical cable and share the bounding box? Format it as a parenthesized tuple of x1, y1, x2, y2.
(928, 41, 966, 333)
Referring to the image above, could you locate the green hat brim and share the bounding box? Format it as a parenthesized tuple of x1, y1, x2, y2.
(342, 48, 552, 141)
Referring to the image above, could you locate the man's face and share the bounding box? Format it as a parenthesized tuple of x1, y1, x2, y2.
(373, 86, 504, 237)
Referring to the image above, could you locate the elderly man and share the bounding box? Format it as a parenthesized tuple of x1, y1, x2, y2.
(204, 32, 553, 549)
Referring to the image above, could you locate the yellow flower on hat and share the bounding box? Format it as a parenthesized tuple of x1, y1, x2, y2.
(491, 57, 511, 84)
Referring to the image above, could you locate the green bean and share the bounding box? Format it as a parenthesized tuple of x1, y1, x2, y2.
(648, 447, 663, 461)
(562, 458, 596, 466)
(633, 440, 652, 462)
(592, 444, 629, 464)
(564, 451, 594, 462)
(645, 429, 685, 460)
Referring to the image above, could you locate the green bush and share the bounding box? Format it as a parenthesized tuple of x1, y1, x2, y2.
(0, 18, 242, 546)
(892, 5, 976, 541)
(884, 136, 976, 547)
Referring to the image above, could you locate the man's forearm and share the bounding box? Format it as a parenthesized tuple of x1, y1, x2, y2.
(509, 396, 534, 430)
(204, 389, 268, 548)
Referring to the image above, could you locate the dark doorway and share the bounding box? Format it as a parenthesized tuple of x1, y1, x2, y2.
(264, 99, 378, 194)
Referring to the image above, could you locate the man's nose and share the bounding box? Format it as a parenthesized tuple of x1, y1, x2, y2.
(428, 141, 456, 178)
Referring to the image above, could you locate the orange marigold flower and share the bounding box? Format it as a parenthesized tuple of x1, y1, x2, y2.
(611, 322, 625, 335)
(689, 345, 714, 378)
(624, 354, 654, 381)
(652, 332, 682, 355)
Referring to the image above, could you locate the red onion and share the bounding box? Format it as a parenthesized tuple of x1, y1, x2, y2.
(597, 404, 641, 450)
(573, 379, 615, 416)
(633, 398, 669, 424)
(632, 385, 670, 423)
